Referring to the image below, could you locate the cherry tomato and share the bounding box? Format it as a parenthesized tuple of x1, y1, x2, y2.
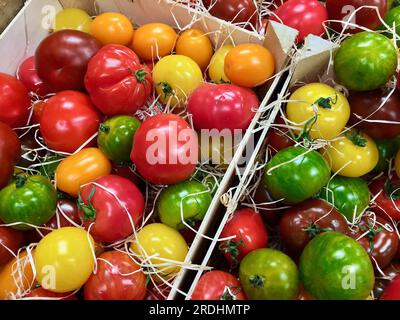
(0, 121, 21, 189)
(91, 12, 134, 46)
(54, 7, 92, 33)
(381, 274, 400, 299)
(25, 287, 77, 300)
(370, 177, 400, 221)
(0, 225, 24, 266)
(208, 45, 233, 83)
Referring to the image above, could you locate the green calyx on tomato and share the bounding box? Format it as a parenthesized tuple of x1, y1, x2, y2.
(134, 69, 148, 83)
(219, 238, 245, 264)
(302, 223, 331, 238)
(344, 130, 367, 147)
(372, 137, 400, 174)
(77, 186, 96, 220)
(248, 275, 265, 289)
(314, 94, 337, 109)
(159, 81, 173, 98)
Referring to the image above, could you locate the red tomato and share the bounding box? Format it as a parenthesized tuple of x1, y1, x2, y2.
(84, 250, 147, 300)
(271, 0, 328, 42)
(78, 175, 145, 243)
(131, 114, 198, 185)
(187, 83, 259, 132)
(381, 274, 400, 300)
(266, 115, 295, 155)
(0, 121, 21, 189)
(219, 208, 268, 264)
(35, 30, 101, 91)
(191, 270, 246, 300)
(370, 177, 400, 221)
(39, 91, 101, 153)
(25, 287, 77, 300)
(0, 225, 25, 266)
(253, 182, 283, 226)
(0, 73, 30, 128)
(16, 56, 53, 97)
(85, 44, 153, 116)
(42, 199, 81, 236)
(112, 165, 141, 187)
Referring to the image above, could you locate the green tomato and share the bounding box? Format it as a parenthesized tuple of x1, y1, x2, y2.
(0, 175, 57, 230)
(372, 137, 400, 174)
(299, 232, 374, 300)
(319, 176, 370, 221)
(383, 6, 400, 46)
(334, 32, 397, 91)
(239, 248, 299, 300)
(97, 116, 141, 164)
(264, 146, 331, 204)
(157, 180, 212, 230)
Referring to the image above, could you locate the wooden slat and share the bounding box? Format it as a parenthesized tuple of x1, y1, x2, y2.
(0, 0, 24, 33)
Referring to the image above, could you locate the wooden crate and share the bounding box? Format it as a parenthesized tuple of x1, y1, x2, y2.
(0, 0, 24, 33)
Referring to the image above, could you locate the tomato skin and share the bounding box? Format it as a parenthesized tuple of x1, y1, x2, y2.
(369, 177, 400, 221)
(187, 83, 259, 132)
(39, 91, 101, 153)
(55, 8, 92, 34)
(25, 287, 77, 300)
(0, 121, 21, 189)
(299, 232, 374, 300)
(0, 226, 24, 266)
(208, 45, 233, 83)
(372, 138, 400, 174)
(0, 73, 30, 128)
(78, 175, 145, 243)
(91, 13, 133, 46)
(84, 250, 146, 300)
(85, 45, 153, 116)
(266, 115, 295, 155)
(381, 274, 400, 300)
(191, 271, 246, 300)
(396, 149, 400, 177)
(35, 30, 101, 92)
(253, 182, 283, 226)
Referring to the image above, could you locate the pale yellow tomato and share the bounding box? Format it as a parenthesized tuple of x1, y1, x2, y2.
(208, 45, 233, 83)
(54, 8, 92, 33)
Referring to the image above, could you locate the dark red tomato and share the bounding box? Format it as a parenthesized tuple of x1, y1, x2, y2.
(381, 274, 400, 300)
(112, 165, 141, 187)
(0, 225, 24, 265)
(131, 114, 198, 185)
(84, 250, 147, 300)
(326, 0, 387, 34)
(145, 284, 170, 300)
(219, 208, 268, 264)
(180, 221, 201, 245)
(191, 270, 247, 300)
(266, 115, 295, 155)
(39, 91, 101, 153)
(35, 30, 101, 92)
(279, 199, 350, 257)
(370, 177, 400, 221)
(31, 100, 45, 125)
(348, 89, 400, 140)
(16, 56, 53, 97)
(0, 121, 21, 189)
(187, 83, 259, 132)
(85, 44, 152, 116)
(253, 182, 283, 226)
(0, 73, 30, 128)
(374, 263, 400, 298)
(25, 287, 77, 300)
(271, 0, 328, 42)
(78, 175, 145, 243)
(42, 199, 81, 236)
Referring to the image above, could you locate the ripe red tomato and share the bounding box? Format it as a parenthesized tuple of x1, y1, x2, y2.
(0, 121, 21, 189)
(381, 274, 400, 300)
(84, 250, 147, 300)
(35, 30, 101, 91)
(0, 73, 30, 128)
(131, 114, 198, 185)
(85, 44, 153, 116)
(39, 91, 101, 153)
(0, 225, 25, 266)
(370, 177, 400, 221)
(42, 199, 81, 236)
(191, 270, 247, 300)
(78, 175, 145, 243)
(271, 0, 328, 42)
(266, 115, 295, 155)
(25, 287, 77, 300)
(219, 208, 268, 264)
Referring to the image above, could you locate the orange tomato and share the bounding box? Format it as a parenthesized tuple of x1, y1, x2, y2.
(55, 148, 112, 197)
(225, 44, 275, 88)
(176, 28, 214, 71)
(91, 12, 134, 46)
(132, 23, 177, 61)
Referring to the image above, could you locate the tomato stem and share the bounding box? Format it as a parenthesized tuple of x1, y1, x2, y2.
(314, 94, 337, 109)
(99, 123, 110, 133)
(77, 186, 97, 220)
(159, 82, 173, 98)
(15, 175, 27, 188)
(249, 274, 265, 288)
(135, 69, 148, 83)
(344, 130, 367, 147)
(303, 223, 331, 238)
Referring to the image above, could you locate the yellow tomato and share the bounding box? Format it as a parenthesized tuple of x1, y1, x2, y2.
(208, 44, 234, 83)
(176, 28, 214, 71)
(287, 83, 351, 140)
(54, 8, 92, 33)
(91, 12, 134, 45)
(55, 148, 111, 197)
(131, 223, 188, 278)
(153, 55, 203, 108)
(322, 130, 379, 177)
(34, 227, 95, 293)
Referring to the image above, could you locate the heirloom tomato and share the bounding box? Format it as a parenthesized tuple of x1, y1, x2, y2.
(0, 121, 21, 189)
(55, 8, 92, 33)
(370, 177, 400, 221)
(25, 287, 77, 300)
(265, 115, 295, 154)
(253, 182, 283, 226)
(42, 199, 81, 236)
(91, 12, 134, 45)
(208, 45, 233, 83)
(0, 226, 24, 265)
(381, 274, 400, 299)
(383, 6, 400, 45)
(372, 138, 400, 174)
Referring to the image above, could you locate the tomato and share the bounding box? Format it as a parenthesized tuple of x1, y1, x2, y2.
(224, 44, 275, 88)
(84, 250, 147, 300)
(300, 232, 374, 300)
(56, 148, 112, 197)
(334, 32, 397, 91)
(322, 130, 379, 177)
(383, 6, 400, 45)
(253, 182, 283, 226)
(39, 91, 101, 153)
(208, 45, 233, 83)
(326, 0, 388, 34)
(98, 116, 141, 164)
(219, 208, 268, 265)
(85, 45, 153, 116)
(395, 149, 400, 177)
(370, 177, 400, 221)
(319, 176, 370, 221)
(191, 270, 246, 300)
(0, 175, 57, 231)
(187, 83, 259, 132)
(112, 165, 141, 186)
(54, 8, 92, 33)
(78, 175, 145, 243)
(132, 23, 177, 61)
(0, 121, 21, 189)
(271, 0, 328, 42)
(372, 138, 400, 174)
(381, 274, 400, 299)
(25, 287, 77, 300)
(280, 199, 350, 257)
(130, 223, 188, 277)
(0, 226, 24, 266)
(34, 227, 95, 293)
(239, 248, 299, 300)
(264, 146, 331, 204)
(0, 73, 30, 128)
(153, 55, 203, 108)
(266, 115, 295, 155)
(286, 83, 350, 140)
(91, 12, 134, 46)
(157, 180, 211, 230)
(131, 114, 198, 185)
(297, 286, 315, 300)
